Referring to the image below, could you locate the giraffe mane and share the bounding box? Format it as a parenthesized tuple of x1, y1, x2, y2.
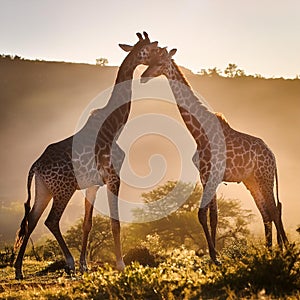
(215, 112, 231, 128)
(171, 59, 191, 87)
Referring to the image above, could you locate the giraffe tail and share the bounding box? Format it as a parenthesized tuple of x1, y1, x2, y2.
(274, 164, 289, 247)
(274, 166, 282, 217)
(14, 164, 35, 251)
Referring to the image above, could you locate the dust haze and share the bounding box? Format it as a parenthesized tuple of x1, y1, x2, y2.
(0, 58, 299, 243)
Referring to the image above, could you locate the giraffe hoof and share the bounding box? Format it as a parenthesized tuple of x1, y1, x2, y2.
(64, 265, 75, 276)
(116, 260, 125, 271)
(15, 271, 24, 280)
(213, 259, 222, 266)
(79, 263, 89, 274)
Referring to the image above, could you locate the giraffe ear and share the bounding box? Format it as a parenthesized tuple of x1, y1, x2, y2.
(168, 48, 177, 57)
(119, 44, 134, 52)
(149, 41, 158, 48)
(159, 47, 167, 56)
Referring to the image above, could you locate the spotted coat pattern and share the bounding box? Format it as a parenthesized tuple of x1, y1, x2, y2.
(142, 48, 288, 263)
(14, 32, 159, 279)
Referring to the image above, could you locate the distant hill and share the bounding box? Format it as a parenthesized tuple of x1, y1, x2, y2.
(0, 57, 299, 243)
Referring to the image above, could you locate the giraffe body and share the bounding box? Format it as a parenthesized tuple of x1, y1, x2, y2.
(14, 32, 159, 279)
(141, 48, 288, 263)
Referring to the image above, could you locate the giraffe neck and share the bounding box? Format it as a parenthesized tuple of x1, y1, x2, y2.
(78, 54, 140, 147)
(167, 61, 214, 145)
(102, 54, 138, 118)
(115, 54, 138, 83)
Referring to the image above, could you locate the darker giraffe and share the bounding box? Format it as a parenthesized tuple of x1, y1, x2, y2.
(141, 48, 288, 263)
(14, 32, 159, 279)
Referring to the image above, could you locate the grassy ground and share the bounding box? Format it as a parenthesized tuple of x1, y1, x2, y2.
(0, 260, 72, 299)
(1, 245, 300, 299)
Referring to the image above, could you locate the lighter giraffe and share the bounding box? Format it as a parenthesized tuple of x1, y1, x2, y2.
(14, 32, 159, 279)
(141, 48, 288, 263)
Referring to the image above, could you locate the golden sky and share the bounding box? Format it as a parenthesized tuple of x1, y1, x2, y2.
(1, 0, 300, 78)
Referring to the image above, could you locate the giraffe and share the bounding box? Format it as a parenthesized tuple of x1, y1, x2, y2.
(14, 32, 159, 279)
(141, 48, 288, 263)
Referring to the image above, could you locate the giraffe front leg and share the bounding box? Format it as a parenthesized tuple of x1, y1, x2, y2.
(111, 142, 125, 176)
(106, 176, 125, 271)
(80, 185, 99, 273)
(209, 195, 218, 248)
(199, 177, 222, 265)
(111, 217, 125, 271)
(198, 206, 219, 264)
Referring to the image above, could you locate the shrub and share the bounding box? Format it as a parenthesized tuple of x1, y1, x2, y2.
(2, 243, 300, 299)
(76, 244, 300, 299)
(0, 246, 15, 267)
(203, 243, 300, 297)
(123, 246, 157, 267)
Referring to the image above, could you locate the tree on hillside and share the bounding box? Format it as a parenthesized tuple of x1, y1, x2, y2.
(224, 63, 245, 78)
(224, 63, 237, 78)
(198, 69, 209, 76)
(96, 57, 108, 66)
(198, 67, 221, 77)
(207, 67, 222, 77)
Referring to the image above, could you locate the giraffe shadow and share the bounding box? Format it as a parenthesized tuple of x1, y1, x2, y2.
(35, 259, 66, 276)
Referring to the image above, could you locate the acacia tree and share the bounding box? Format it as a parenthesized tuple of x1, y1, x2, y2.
(127, 181, 254, 253)
(96, 57, 108, 66)
(207, 67, 222, 77)
(224, 63, 245, 78)
(30, 216, 114, 263)
(64, 215, 114, 263)
(40, 181, 254, 262)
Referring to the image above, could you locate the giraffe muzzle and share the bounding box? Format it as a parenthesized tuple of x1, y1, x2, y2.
(140, 76, 151, 84)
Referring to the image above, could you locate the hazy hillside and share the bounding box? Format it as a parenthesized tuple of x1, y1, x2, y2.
(0, 57, 299, 243)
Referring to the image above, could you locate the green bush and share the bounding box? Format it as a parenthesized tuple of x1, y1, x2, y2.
(3, 242, 299, 299)
(71, 244, 300, 299)
(0, 246, 15, 267)
(203, 243, 300, 297)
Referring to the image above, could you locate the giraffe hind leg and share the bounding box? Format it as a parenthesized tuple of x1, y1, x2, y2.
(276, 201, 283, 248)
(44, 190, 75, 274)
(257, 174, 289, 249)
(265, 195, 288, 249)
(243, 178, 273, 248)
(279, 204, 289, 247)
(14, 175, 52, 279)
(276, 201, 289, 248)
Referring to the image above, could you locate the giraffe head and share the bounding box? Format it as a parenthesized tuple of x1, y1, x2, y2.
(119, 31, 159, 66)
(140, 47, 177, 83)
